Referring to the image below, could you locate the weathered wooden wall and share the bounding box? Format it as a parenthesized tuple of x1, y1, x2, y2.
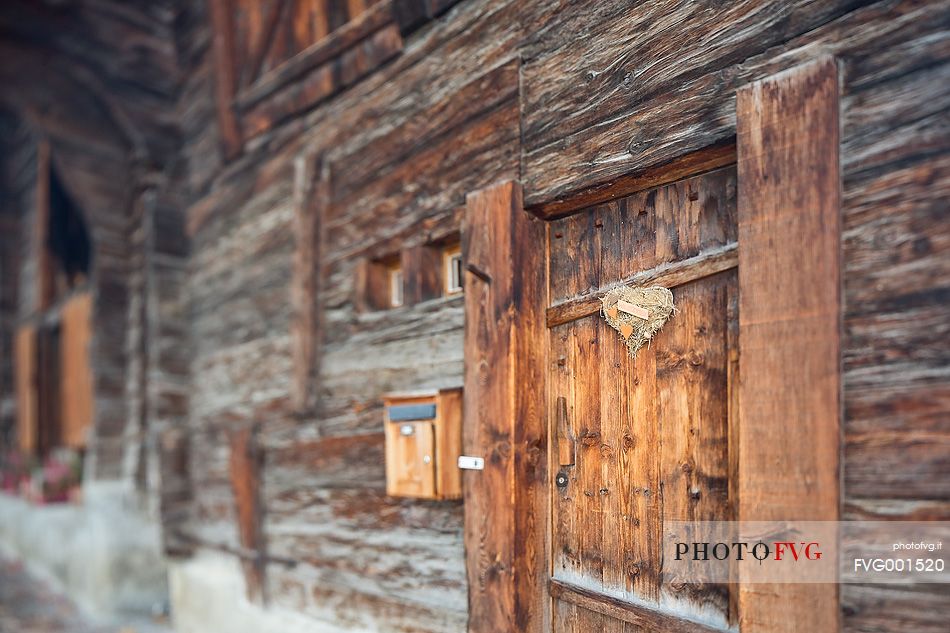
(168, 0, 949, 631)
(0, 0, 942, 631)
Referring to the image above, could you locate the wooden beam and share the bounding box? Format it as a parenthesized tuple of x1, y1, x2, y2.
(208, 0, 243, 159)
(550, 580, 725, 633)
(737, 57, 840, 633)
(246, 0, 290, 84)
(229, 425, 266, 603)
(545, 243, 738, 327)
(234, 1, 397, 110)
(463, 181, 547, 633)
(290, 153, 327, 413)
(527, 142, 736, 220)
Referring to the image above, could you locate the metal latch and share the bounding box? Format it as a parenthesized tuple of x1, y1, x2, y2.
(457, 455, 484, 470)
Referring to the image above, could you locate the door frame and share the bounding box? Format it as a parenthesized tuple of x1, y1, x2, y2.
(461, 57, 840, 633)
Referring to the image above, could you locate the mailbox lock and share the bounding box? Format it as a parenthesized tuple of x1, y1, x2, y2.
(555, 471, 569, 488)
(400, 424, 415, 436)
(423, 455, 432, 465)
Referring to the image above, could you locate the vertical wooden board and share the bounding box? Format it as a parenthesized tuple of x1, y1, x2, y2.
(615, 186, 662, 603)
(549, 211, 601, 303)
(654, 168, 737, 264)
(618, 190, 657, 286)
(737, 57, 840, 632)
(656, 273, 734, 626)
(510, 202, 548, 633)
(15, 325, 37, 455)
(464, 180, 547, 633)
(208, 0, 243, 158)
(612, 333, 663, 604)
(229, 426, 266, 603)
(290, 154, 325, 412)
(463, 181, 517, 633)
(59, 292, 93, 448)
(291, 0, 313, 53)
(595, 201, 624, 599)
(550, 321, 578, 579)
(552, 315, 604, 589)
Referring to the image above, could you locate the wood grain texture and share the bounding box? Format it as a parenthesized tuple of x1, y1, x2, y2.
(547, 168, 739, 630)
(520, 0, 943, 208)
(463, 181, 547, 633)
(137, 1, 950, 631)
(737, 57, 840, 633)
(290, 152, 326, 412)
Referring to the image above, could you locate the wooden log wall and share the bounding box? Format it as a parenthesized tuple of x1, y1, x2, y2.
(166, 0, 949, 631)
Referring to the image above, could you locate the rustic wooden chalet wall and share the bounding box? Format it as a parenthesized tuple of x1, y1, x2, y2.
(9, 0, 948, 628)
(170, 0, 948, 632)
(0, 0, 941, 631)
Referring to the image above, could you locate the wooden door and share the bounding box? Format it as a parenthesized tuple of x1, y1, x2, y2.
(462, 59, 839, 633)
(544, 167, 739, 633)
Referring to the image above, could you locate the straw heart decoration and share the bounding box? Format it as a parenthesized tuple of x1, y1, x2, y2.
(601, 285, 675, 358)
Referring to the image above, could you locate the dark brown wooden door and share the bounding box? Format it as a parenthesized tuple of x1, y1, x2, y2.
(544, 166, 739, 632)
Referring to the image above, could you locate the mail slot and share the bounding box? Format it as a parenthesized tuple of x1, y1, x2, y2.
(384, 388, 462, 500)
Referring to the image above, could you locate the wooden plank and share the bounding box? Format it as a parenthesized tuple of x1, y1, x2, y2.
(290, 153, 326, 413)
(240, 23, 403, 138)
(229, 425, 266, 603)
(656, 272, 734, 625)
(59, 292, 93, 448)
(463, 181, 547, 633)
(546, 243, 738, 327)
(247, 0, 289, 82)
(207, 0, 244, 159)
(529, 143, 736, 220)
(550, 580, 725, 633)
(737, 57, 840, 633)
(235, 0, 397, 109)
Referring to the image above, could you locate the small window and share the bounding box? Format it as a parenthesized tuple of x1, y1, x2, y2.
(443, 244, 463, 295)
(389, 264, 404, 307)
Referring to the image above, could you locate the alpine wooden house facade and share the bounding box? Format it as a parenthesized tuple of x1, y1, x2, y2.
(0, 1, 947, 632)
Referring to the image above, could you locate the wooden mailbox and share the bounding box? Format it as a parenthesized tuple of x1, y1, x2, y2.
(383, 388, 462, 500)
